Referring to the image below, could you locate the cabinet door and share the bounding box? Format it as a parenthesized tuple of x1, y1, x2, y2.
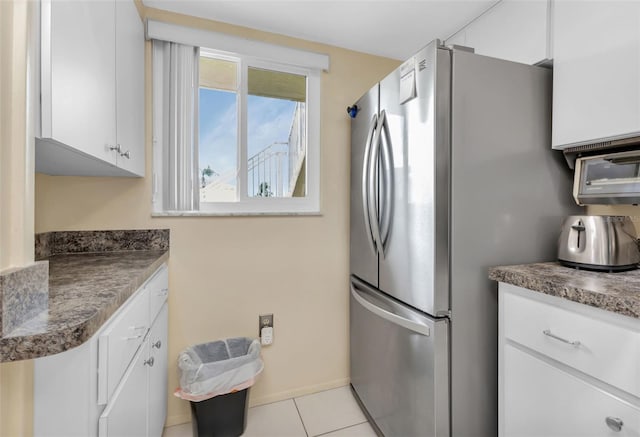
(148, 304, 168, 437)
(115, 0, 145, 176)
(503, 344, 640, 437)
(98, 287, 149, 405)
(463, 0, 550, 65)
(99, 342, 149, 437)
(44, 0, 117, 164)
(552, 1, 640, 148)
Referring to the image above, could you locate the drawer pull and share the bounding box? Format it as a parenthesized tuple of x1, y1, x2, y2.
(542, 329, 581, 347)
(144, 357, 155, 367)
(124, 334, 144, 340)
(152, 340, 162, 349)
(159, 288, 168, 296)
(605, 417, 624, 432)
(130, 325, 146, 331)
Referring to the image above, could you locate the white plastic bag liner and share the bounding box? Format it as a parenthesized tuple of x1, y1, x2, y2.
(176, 337, 263, 401)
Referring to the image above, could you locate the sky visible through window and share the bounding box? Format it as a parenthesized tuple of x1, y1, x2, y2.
(199, 87, 296, 193)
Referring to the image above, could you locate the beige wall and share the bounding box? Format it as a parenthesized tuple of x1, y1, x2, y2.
(35, 6, 399, 427)
(1, 1, 36, 436)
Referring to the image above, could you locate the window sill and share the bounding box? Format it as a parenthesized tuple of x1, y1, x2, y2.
(151, 210, 322, 217)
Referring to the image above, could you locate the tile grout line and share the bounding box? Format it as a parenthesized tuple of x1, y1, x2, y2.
(292, 397, 310, 437)
(312, 420, 370, 437)
(250, 384, 347, 409)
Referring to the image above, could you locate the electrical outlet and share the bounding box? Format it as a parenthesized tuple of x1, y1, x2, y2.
(261, 327, 273, 346)
(259, 314, 274, 346)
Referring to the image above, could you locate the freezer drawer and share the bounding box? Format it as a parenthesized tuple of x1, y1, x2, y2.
(349, 277, 450, 437)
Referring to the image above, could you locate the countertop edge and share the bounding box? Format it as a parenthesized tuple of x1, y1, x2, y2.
(489, 264, 640, 319)
(0, 251, 170, 362)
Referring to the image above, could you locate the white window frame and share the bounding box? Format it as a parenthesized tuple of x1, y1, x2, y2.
(196, 50, 321, 215)
(149, 22, 325, 216)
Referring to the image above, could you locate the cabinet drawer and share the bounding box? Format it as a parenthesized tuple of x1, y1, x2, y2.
(146, 264, 168, 323)
(503, 287, 640, 397)
(98, 287, 150, 405)
(504, 344, 640, 437)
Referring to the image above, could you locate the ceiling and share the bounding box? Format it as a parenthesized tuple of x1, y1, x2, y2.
(143, 1, 498, 60)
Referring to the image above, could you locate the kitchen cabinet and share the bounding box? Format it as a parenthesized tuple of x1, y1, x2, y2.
(36, 0, 144, 177)
(504, 344, 640, 436)
(99, 305, 167, 437)
(99, 341, 149, 437)
(444, 0, 551, 66)
(552, 1, 640, 149)
(114, 0, 145, 176)
(148, 305, 169, 437)
(34, 264, 168, 437)
(498, 283, 640, 436)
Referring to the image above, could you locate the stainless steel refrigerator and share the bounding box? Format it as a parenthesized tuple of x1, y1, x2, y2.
(349, 40, 581, 437)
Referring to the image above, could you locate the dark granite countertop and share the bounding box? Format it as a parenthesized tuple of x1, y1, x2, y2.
(489, 262, 640, 319)
(0, 250, 169, 361)
(0, 250, 169, 362)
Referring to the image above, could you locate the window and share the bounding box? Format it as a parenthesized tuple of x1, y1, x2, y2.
(151, 28, 324, 216)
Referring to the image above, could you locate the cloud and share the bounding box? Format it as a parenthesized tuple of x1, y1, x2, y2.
(247, 96, 296, 156)
(197, 89, 298, 193)
(199, 91, 238, 175)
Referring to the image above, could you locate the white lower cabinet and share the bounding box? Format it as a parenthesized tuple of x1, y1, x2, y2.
(99, 341, 149, 437)
(34, 264, 169, 437)
(99, 304, 169, 437)
(504, 344, 640, 437)
(148, 305, 169, 437)
(499, 283, 640, 437)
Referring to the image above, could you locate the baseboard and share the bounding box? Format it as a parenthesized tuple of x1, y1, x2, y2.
(164, 377, 351, 428)
(249, 377, 351, 407)
(165, 413, 192, 428)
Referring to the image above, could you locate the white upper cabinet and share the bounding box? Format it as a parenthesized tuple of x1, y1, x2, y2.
(114, 0, 145, 176)
(40, 0, 117, 165)
(552, 1, 640, 149)
(37, 0, 145, 177)
(445, 0, 551, 66)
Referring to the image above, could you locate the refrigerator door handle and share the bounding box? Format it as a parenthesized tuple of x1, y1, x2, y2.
(350, 282, 431, 336)
(379, 111, 394, 254)
(362, 113, 378, 255)
(369, 114, 384, 256)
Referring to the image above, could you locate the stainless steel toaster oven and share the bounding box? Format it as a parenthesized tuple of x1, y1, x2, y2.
(574, 150, 640, 205)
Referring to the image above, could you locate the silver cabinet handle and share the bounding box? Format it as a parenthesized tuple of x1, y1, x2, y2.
(144, 357, 155, 367)
(152, 340, 162, 349)
(605, 417, 623, 432)
(109, 144, 122, 153)
(120, 150, 130, 159)
(159, 288, 169, 296)
(542, 329, 581, 347)
(124, 325, 146, 340)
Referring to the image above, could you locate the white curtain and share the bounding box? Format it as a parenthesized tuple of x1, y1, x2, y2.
(152, 40, 200, 211)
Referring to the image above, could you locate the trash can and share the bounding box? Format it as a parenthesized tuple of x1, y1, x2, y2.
(175, 337, 264, 437)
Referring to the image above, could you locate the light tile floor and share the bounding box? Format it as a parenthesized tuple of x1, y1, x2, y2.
(163, 386, 377, 437)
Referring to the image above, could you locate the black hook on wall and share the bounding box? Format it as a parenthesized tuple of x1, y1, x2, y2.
(347, 104, 359, 119)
